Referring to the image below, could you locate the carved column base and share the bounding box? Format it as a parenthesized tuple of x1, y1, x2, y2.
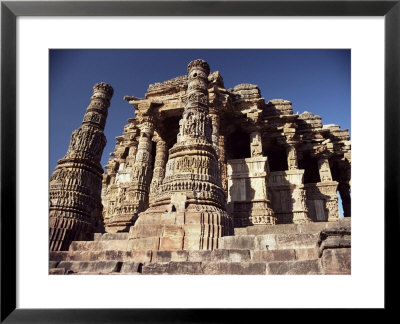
(292, 211, 312, 224)
(128, 196, 232, 251)
(49, 215, 91, 251)
(249, 201, 276, 225)
(326, 198, 340, 222)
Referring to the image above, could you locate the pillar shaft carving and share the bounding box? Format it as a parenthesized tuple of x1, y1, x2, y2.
(149, 137, 168, 203)
(318, 157, 333, 182)
(287, 144, 299, 170)
(250, 131, 263, 157)
(49, 82, 113, 251)
(128, 59, 232, 251)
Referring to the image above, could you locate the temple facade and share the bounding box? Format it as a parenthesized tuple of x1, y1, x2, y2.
(49, 59, 351, 274)
(101, 60, 351, 238)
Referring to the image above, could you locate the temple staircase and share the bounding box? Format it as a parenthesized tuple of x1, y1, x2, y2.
(49, 218, 351, 275)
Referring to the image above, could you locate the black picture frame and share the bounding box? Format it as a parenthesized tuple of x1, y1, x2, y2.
(1, 0, 398, 322)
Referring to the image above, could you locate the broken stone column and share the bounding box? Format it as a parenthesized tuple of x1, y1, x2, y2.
(128, 59, 232, 251)
(49, 82, 113, 251)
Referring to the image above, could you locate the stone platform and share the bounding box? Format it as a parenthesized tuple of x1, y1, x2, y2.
(49, 218, 350, 275)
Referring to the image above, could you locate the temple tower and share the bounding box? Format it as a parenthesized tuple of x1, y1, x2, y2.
(129, 59, 232, 250)
(49, 82, 113, 251)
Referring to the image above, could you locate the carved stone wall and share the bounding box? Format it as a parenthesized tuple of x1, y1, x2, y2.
(49, 82, 113, 251)
(99, 58, 351, 235)
(128, 59, 232, 251)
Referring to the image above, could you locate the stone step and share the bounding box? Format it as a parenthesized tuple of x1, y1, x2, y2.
(219, 233, 319, 250)
(234, 218, 351, 236)
(50, 247, 318, 266)
(266, 259, 322, 275)
(141, 261, 267, 275)
(50, 250, 152, 263)
(93, 232, 129, 241)
(50, 257, 325, 275)
(56, 260, 124, 274)
(69, 240, 136, 252)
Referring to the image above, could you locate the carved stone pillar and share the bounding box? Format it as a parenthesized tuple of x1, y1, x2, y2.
(209, 111, 220, 157)
(290, 187, 311, 224)
(149, 136, 168, 203)
(49, 82, 113, 251)
(286, 144, 299, 170)
(318, 157, 333, 182)
(219, 134, 228, 196)
(250, 130, 263, 157)
(128, 59, 231, 251)
(130, 115, 155, 212)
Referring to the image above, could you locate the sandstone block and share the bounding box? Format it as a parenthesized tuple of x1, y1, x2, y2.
(202, 262, 266, 275)
(321, 248, 351, 274)
(49, 252, 69, 262)
(255, 235, 278, 250)
(166, 261, 203, 274)
(160, 237, 184, 250)
(119, 261, 143, 274)
(219, 235, 257, 250)
(141, 262, 169, 275)
(162, 225, 184, 237)
(152, 250, 188, 262)
(211, 249, 251, 262)
(49, 261, 59, 268)
(275, 233, 319, 249)
(49, 268, 65, 275)
(130, 237, 160, 250)
(57, 261, 122, 274)
(251, 249, 296, 262)
(93, 233, 129, 241)
(295, 247, 319, 260)
(266, 259, 322, 275)
(187, 250, 212, 262)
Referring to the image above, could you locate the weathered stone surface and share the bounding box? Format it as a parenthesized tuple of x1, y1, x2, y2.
(152, 250, 188, 262)
(142, 262, 203, 275)
(266, 259, 322, 275)
(49, 59, 352, 275)
(295, 248, 319, 260)
(49, 261, 59, 268)
(57, 261, 122, 274)
(49, 82, 113, 251)
(321, 248, 351, 274)
(119, 261, 143, 274)
(251, 249, 296, 262)
(93, 233, 129, 241)
(202, 262, 266, 275)
(49, 268, 65, 275)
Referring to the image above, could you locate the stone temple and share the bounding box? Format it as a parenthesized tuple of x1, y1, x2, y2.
(49, 59, 351, 275)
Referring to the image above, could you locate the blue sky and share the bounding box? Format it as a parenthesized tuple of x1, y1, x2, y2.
(50, 49, 351, 216)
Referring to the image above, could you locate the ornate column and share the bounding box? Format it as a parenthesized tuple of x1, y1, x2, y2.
(286, 145, 298, 170)
(129, 59, 231, 251)
(49, 82, 113, 251)
(129, 108, 155, 213)
(317, 153, 339, 222)
(149, 134, 168, 203)
(218, 134, 228, 196)
(318, 156, 333, 182)
(209, 109, 221, 157)
(250, 130, 263, 157)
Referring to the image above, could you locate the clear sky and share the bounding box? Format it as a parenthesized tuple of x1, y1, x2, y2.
(50, 49, 350, 175)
